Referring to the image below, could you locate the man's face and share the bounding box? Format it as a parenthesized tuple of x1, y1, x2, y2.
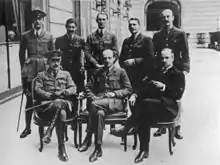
(159, 49, 174, 68)
(97, 14, 107, 29)
(103, 51, 115, 68)
(128, 20, 140, 35)
(48, 57, 61, 71)
(33, 16, 44, 30)
(161, 10, 174, 28)
(66, 22, 77, 35)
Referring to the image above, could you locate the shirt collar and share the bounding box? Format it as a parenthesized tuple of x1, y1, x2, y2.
(34, 28, 43, 36)
(98, 28, 106, 34)
(131, 31, 140, 40)
(161, 64, 173, 73)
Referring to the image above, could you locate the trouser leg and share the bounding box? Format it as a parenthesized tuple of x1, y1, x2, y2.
(95, 110, 105, 145)
(25, 95, 33, 130)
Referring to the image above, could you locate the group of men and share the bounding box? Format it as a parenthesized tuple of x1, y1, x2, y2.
(18, 7, 189, 163)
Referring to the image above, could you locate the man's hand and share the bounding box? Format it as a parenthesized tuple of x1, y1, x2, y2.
(124, 59, 135, 66)
(104, 92, 116, 98)
(95, 64, 104, 69)
(183, 71, 188, 76)
(129, 94, 137, 106)
(51, 91, 65, 99)
(151, 80, 166, 91)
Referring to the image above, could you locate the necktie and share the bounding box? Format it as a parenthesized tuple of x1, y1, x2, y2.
(100, 30, 103, 37)
(36, 32, 39, 38)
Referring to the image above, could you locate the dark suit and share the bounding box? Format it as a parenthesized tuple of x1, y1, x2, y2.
(119, 33, 154, 92)
(55, 34, 85, 92)
(153, 27, 190, 72)
(84, 30, 119, 70)
(85, 65, 132, 145)
(135, 66, 185, 152)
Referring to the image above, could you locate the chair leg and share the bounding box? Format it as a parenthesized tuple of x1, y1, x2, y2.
(64, 125, 68, 142)
(39, 126, 44, 152)
(74, 121, 78, 148)
(79, 122, 82, 146)
(123, 135, 127, 152)
(132, 132, 138, 150)
(168, 127, 176, 155)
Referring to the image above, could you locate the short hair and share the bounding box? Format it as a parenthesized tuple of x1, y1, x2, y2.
(96, 12, 108, 21)
(160, 9, 174, 17)
(102, 49, 114, 56)
(128, 17, 140, 25)
(160, 47, 174, 58)
(46, 50, 62, 60)
(65, 18, 77, 28)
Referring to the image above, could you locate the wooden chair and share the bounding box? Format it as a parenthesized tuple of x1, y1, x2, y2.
(76, 95, 134, 151)
(31, 78, 79, 152)
(132, 99, 181, 155)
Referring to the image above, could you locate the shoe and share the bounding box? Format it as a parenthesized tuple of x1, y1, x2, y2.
(20, 128, 31, 138)
(58, 146, 68, 161)
(153, 128, 166, 137)
(89, 147, 102, 162)
(111, 126, 126, 137)
(134, 151, 149, 163)
(175, 126, 183, 139)
(78, 135, 92, 152)
(42, 133, 51, 144)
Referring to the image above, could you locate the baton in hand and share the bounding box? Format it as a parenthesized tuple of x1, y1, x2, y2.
(17, 91, 24, 132)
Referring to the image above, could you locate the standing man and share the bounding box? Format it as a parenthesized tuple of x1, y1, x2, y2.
(78, 49, 132, 162)
(19, 8, 54, 138)
(119, 17, 154, 119)
(84, 12, 119, 79)
(55, 18, 85, 93)
(152, 9, 189, 139)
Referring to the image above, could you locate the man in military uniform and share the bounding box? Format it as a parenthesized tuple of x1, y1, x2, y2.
(152, 9, 189, 139)
(55, 18, 85, 93)
(84, 12, 119, 79)
(78, 49, 132, 162)
(35, 50, 77, 161)
(19, 8, 54, 138)
(119, 17, 154, 121)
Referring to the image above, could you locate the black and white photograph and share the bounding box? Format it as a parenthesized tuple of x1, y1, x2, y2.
(0, 0, 220, 164)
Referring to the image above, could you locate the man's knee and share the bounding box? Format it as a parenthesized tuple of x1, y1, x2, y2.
(60, 109, 67, 122)
(97, 110, 105, 117)
(52, 99, 64, 109)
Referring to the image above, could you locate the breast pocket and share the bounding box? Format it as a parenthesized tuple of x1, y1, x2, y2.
(108, 77, 120, 89)
(44, 78, 54, 91)
(57, 78, 67, 89)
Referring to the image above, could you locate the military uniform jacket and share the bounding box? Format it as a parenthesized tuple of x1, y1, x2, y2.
(138, 66, 185, 116)
(35, 68, 76, 101)
(19, 29, 54, 81)
(55, 34, 85, 71)
(119, 33, 154, 91)
(86, 65, 132, 102)
(153, 26, 190, 72)
(84, 30, 119, 69)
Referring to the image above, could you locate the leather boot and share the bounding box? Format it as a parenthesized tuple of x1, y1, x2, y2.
(89, 144, 102, 162)
(78, 133, 92, 152)
(57, 122, 68, 162)
(43, 109, 60, 144)
(134, 150, 149, 163)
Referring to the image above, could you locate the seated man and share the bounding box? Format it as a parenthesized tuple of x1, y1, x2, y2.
(77, 49, 132, 162)
(112, 48, 185, 163)
(35, 50, 77, 161)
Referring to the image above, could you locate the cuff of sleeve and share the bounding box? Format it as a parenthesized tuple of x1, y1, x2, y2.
(161, 85, 166, 91)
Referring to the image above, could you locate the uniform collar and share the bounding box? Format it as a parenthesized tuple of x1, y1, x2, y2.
(33, 28, 43, 37)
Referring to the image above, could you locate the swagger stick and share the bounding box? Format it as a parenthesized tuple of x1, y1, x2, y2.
(17, 91, 24, 132)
